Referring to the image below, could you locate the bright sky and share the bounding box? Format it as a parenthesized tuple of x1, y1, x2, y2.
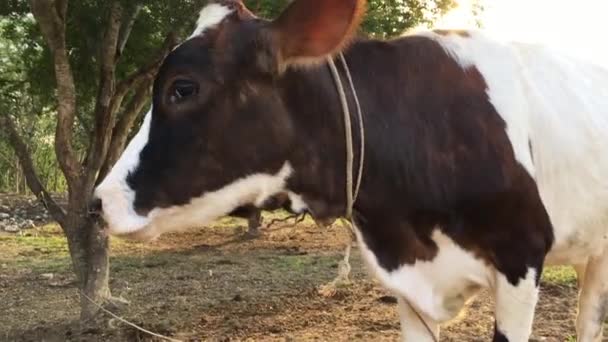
(434, 0, 608, 67)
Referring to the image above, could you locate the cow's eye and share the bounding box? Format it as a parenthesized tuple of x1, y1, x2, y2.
(169, 80, 199, 104)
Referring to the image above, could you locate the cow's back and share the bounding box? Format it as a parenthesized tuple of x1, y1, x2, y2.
(517, 42, 608, 264)
(421, 29, 608, 265)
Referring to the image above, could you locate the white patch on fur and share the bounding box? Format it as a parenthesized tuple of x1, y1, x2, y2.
(95, 109, 153, 233)
(97, 160, 293, 239)
(287, 192, 308, 213)
(494, 268, 539, 341)
(397, 297, 440, 342)
(354, 227, 490, 322)
(416, 29, 608, 267)
(189, 4, 233, 39)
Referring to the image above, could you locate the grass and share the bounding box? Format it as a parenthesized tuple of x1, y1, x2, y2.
(1, 222, 581, 288)
(267, 254, 339, 273)
(542, 266, 577, 286)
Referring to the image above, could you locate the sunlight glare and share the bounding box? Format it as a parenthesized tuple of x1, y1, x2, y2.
(434, 0, 608, 67)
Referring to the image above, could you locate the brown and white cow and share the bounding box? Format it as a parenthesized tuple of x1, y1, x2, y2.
(93, 0, 608, 340)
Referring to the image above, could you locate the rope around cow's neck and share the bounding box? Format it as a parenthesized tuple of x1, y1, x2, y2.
(326, 53, 439, 342)
(326, 53, 364, 219)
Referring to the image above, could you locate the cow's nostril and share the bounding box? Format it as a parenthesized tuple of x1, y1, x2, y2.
(88, 197, 103, 217)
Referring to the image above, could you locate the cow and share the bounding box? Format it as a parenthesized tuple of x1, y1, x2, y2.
(92, 0, 608, 340)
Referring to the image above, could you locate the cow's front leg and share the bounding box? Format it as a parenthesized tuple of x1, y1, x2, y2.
(397, 297, 439, 342)
(493, 268, 540, 342)
(576, 249, 608, 342)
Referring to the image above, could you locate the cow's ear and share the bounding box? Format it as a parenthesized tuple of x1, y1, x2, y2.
(256, 0, 366, 73)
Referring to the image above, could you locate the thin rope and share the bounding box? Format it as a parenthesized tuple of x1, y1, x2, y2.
(338, 53, 365, 201)
(326, 53, 438, 342)
(327, 55, 355, 219)
(406, 300, 439, 342)
(80, 291, 183, 342)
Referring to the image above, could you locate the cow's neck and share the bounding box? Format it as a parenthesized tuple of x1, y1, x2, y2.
(279, 38, 377, 223)
(279, 36, 451, 227)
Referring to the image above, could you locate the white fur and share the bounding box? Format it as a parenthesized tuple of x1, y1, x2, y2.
(398, 297, 439, 342)
(189, 4, 233, 39)
(95, 110, 153, 234)
(97, 155, 293, 238)
(493, 268, 539, 341)
(354, 227, 490, 323)
(287, 192, 308, 213)
(134, 162, 293, 240)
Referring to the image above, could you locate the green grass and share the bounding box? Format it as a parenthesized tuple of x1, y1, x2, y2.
(542, 266, 577, 286)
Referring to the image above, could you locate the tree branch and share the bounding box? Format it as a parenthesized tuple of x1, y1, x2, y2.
(0, 114, 67, 225)
(117, 3, 143, 58)
(29, 0, 82, 189)
(83, 1, 124, 192)
(97, 80, 151, 182)
(114, 31, 179, 104)
(75, 110, 92, 135)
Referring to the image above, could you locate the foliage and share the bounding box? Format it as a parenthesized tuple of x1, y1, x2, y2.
(0, 16, 66, 193)
(362, 0, 456, 38)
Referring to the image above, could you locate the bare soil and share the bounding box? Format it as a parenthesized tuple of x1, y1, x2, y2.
(0, 202, 590, 341)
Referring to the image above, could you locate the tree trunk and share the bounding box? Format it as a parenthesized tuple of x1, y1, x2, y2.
(247, 209, 263, 236)
(62, 201, 111, 320)
(81, 218, 112, 319)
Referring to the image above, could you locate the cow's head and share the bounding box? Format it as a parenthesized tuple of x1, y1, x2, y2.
(94, 0, 366, 240)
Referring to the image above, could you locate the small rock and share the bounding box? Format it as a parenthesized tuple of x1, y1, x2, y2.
(0, 213, 9, 219)
(377, 295, 398, 304)
(21, 219, 35, 229)
(40, 273, 54, 280)
(268, 326, 282, 334)
(3, 224, 20, 232)
(232, 294, 243, 302)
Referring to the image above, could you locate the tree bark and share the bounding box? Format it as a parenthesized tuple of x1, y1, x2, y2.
(29, 0, 82, 189)
(247, 209, 263, 236)
(79, 216, 111, 320)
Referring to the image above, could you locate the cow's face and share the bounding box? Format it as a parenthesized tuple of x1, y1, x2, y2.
(94, 0, 365, 240)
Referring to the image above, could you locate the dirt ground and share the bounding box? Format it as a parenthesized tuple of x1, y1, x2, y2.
(0, 207, 591, 341)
